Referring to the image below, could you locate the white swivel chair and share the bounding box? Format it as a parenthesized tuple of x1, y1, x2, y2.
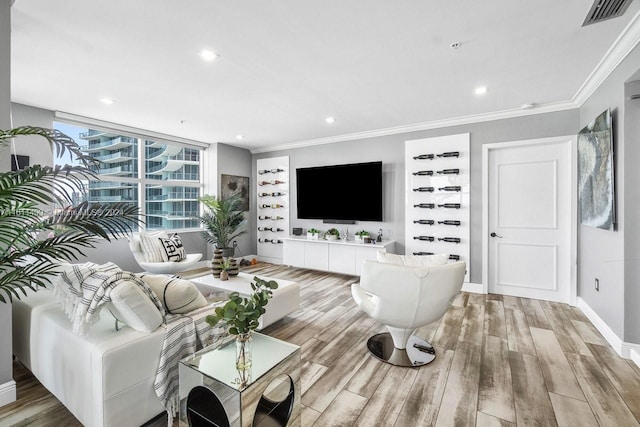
(351, 259, 466, 367)
(129, 232, 203, 274)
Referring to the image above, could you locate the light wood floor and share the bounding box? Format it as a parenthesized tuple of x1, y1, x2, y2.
(1, 263, 639, 426)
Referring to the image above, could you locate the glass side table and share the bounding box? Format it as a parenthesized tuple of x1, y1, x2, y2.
(179, 332, 301, 427)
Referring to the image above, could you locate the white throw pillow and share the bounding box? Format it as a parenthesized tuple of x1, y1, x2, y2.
(376, 250, 449, 267)
(106, 280, 163, 333)
(137, 273, 207, 314)
(139, 230, 169, 262)
(158, 234, 187, 262)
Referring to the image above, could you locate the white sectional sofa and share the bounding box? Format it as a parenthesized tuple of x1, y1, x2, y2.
(12, 289, 166, 427)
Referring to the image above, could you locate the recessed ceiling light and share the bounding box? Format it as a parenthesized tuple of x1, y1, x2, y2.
(474, 86, 487, 96)
(200, 49, 219, 62)
(450, 42, 462, 49)
(236, 134, 244, 140)
(325, 117, 336, 124)
(100, 98, 115, 105)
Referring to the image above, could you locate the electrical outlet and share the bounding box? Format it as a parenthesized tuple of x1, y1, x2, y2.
(595, 278, 599, 292)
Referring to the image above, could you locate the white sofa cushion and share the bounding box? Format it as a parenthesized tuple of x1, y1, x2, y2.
(107, 280, 163, 333)
(139, 230, 169, 262)
(158, 234, 186, 262)
(376, 250, 449, 267)
(138, 274, 207, 314)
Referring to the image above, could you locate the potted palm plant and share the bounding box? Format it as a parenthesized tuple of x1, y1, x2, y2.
(0, 126, 141, 303)
(198, 192, 247, 257)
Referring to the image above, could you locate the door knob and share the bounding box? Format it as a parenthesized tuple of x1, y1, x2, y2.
(490, 232, 503, 238)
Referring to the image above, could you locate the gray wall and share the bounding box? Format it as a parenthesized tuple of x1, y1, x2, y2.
(578, 41, 640, 341)
(0, 0, 13, 402)
(254, 109, 579, 284)
(10, 104, 55, 167)
(217, 143, 253, 259)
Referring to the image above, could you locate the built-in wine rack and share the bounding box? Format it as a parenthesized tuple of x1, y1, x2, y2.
(256, 156, 289, 263)
(405, 134, 470, 282)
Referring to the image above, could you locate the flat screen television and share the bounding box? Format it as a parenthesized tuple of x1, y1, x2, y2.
(296, 161, 383, 222)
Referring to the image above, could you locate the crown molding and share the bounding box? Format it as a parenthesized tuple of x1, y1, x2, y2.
(573, 8, 640, 106)
(251, 100, 577, 154)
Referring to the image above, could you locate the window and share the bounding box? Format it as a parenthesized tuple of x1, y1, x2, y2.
(54, 122, 203, 231)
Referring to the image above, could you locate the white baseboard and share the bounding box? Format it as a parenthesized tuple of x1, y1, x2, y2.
(461, 282, 483, 294)
(0, 380, 16, 407)
(631, 348, 640, 369)
(576, 297, 640, 361)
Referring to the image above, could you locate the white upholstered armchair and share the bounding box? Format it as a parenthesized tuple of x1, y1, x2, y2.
(351, 259, 466, 366)
(129, 232, 202, 274)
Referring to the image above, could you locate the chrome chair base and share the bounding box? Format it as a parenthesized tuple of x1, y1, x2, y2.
(366, 333, 436, 367)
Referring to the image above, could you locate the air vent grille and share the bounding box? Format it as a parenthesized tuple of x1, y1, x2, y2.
(583, 0, 634, 26)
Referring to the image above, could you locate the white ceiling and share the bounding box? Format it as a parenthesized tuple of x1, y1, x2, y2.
(10, 1, 640, 152)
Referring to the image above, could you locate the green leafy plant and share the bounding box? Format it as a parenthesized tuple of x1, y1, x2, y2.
(198, 192, 247, 254)
(205, 276, 279, 335)
(325, 228, 340, 238)
(355, 230, 369, 237)
(307, 228, 320, 234)
(0, 126, 141, 303)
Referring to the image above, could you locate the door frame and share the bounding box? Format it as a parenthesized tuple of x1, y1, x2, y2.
(482, 135, 578, 305)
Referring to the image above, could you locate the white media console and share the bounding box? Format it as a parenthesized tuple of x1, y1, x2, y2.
(282, 236, 395, 275)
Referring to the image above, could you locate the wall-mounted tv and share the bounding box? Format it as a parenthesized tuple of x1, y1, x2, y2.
(296, 161, 383, 222)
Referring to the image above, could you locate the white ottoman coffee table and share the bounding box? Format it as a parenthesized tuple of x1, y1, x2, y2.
(189, 272, 300, 329)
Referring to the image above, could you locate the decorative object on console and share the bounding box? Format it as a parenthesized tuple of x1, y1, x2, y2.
(354, 230, 370, 243)
(227, 257, 239, 276)
(307, 228, 320, 239)
(0, 126, 141, 303)
(324, 228, 340, 240)
(211, 249, 224, 277)
(577, 108, 615, 230)
(199, 191, 247, 257)
(292, 227, 303, 236)
(205, 276, 279, 388)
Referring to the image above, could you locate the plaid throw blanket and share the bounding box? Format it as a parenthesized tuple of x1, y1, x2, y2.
(154, 303, 227, 426)
(52, 262, 165, 336)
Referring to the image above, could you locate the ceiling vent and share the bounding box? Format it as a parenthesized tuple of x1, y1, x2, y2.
(583, 0, 634, 26)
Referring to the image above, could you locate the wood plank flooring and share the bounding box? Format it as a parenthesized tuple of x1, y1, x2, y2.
(1, 263, 639, 426)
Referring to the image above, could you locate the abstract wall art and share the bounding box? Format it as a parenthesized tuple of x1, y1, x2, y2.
(221, 174, 250, 211)
(577, 109, 615, 230)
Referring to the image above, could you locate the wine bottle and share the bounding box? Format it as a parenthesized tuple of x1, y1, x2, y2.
(272, 180, 286, 185)
(259, 204, 271, 208)
(413, 219, 435, 225)
(258, 238, 272, 243)
(412, 154, 434, 160)
(271, 191, 286, 196)
(276, 228, 285, 232)
(438, 220, 461, 226)
(258, 192, 270, 197)
(258, 169, 271, 175)
(258, 215, 271, 220)
(271, 203, 284, 209)
(413, 187, 434, 192)
(413, 252, 434, 256)
(437, 169, 460, 175)
(413, 236, 435, 241)
(412, 170, 433, 176)
(436, 151, 460, 158)
(258, 227, 273, 231)
(258, 181, 270, 186)
(438, 186, 461, 192)
(271, 168, 285, 173)
(273, 216, 285, 220)
(271, 239, 283, 244)
(438, 237, 461, 243)
(414, 203, 435, 209)
(449, 254, 460, 261)
(438, 203, 461, 209)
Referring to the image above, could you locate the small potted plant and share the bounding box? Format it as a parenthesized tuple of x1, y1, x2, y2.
(219, 258, 231, 281)
(205, 276, 279, 387)
(307, 228, 320, 240)
(324, 228, 340, 240)
(354, 230, 370, 243)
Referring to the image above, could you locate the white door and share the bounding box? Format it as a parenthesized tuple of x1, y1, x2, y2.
(487, 137, 574, 303)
